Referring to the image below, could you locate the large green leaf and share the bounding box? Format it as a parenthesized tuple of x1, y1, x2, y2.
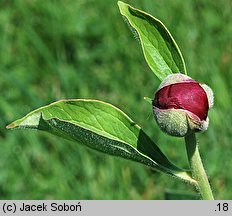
(7, 99, 195, 184)
(118, 1, 187, 80)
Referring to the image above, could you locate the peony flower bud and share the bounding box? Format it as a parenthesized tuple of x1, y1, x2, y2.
(152, 73, 214, 137)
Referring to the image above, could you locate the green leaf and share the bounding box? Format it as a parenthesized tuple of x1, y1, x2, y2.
(118, 1, 187, 81)
(7, 99, 195, 184)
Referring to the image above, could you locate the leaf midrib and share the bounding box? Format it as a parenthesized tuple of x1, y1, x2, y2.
(43, 107, 139, 148)
(125, 7, 180, 72)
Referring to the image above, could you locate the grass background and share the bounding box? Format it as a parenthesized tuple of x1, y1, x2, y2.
(0, 0, 231, 199)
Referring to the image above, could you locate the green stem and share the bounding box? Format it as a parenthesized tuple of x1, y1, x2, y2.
(185, 132, 214, 200)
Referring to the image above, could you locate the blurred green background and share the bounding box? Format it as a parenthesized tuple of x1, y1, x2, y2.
(0, 0, 231, 199)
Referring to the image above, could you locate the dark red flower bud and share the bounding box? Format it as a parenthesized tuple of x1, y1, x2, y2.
(153, 74, 214, 137)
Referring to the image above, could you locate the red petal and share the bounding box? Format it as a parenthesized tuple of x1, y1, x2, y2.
(154, 82, 209, 120)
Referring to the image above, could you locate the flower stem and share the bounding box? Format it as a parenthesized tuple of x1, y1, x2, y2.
(185, 132, 214, 200)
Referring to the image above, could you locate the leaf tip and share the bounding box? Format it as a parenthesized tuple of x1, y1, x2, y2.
(6, 122, 17, 129)
(117, 1, 123, 6)
(144, 97, 153, 105)
(117, 1, 128, 12)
